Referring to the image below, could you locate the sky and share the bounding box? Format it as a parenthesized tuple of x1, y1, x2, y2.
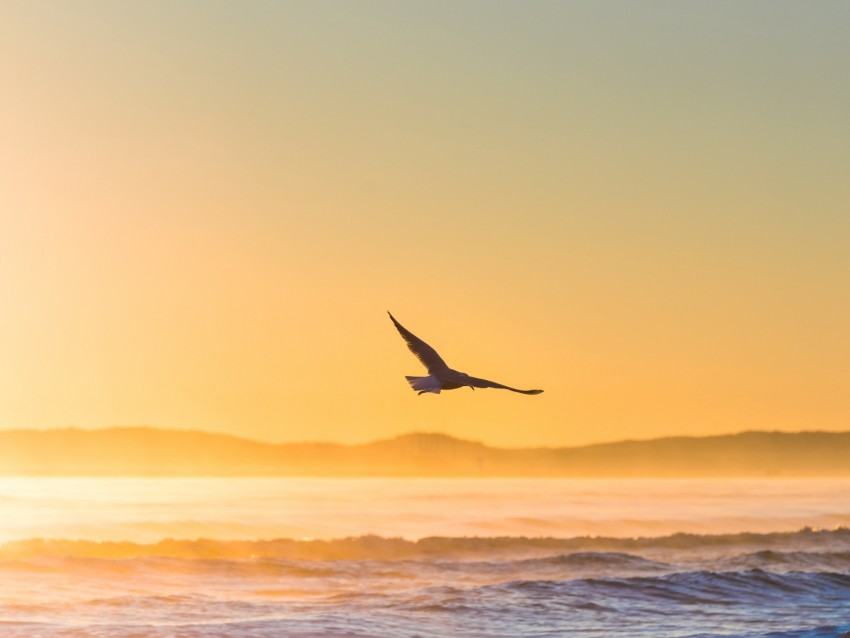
(1, 1, 848, 448)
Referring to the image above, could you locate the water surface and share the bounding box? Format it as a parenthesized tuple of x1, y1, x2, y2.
(1, 478, 848, 637)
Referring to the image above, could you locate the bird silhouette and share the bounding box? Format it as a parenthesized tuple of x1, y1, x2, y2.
(388, 312, 543, 395)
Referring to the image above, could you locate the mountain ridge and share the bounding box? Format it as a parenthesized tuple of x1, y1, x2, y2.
(1, 427, 848, 477)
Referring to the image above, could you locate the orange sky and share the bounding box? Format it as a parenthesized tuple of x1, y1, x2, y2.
(1, 2, 849, 447)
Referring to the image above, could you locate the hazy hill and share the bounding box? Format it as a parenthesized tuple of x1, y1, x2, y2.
(0, 428, 849, 477)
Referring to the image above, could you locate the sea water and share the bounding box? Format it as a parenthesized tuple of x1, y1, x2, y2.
(0, 478, 849, 637)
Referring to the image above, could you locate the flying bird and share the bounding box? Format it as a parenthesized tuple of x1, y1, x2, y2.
(388, 312, 543, 395)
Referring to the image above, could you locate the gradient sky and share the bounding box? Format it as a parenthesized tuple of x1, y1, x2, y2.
(1, 1, 848, 447)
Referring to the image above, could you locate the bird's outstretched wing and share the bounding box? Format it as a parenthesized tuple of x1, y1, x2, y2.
(465, 375, 543, 395)
(388, 312, 450, 373)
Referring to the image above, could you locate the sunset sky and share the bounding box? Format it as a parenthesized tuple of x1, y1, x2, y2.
(1, 1, 848, 447)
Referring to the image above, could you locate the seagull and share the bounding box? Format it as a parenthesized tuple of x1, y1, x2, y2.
(388, 312, 543, 395)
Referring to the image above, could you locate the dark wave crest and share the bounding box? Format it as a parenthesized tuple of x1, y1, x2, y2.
(460, 570, 850, 632)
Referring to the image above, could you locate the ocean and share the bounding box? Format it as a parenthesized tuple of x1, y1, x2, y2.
(1, 478, 849, 638)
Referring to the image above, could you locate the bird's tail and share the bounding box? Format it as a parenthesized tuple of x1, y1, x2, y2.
(405, 375, 441, 394)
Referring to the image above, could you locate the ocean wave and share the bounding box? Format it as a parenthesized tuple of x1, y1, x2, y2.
(520, 551, 668, 569)
(2, 527, 849, 561)
(718, 550, 850, 572)
(2, 565, 850, 638)
(468, 569, 850, 609)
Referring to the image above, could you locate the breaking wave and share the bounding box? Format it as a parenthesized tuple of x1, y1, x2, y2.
(2, 527, 848, 560)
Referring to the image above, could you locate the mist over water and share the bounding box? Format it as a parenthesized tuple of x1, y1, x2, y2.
(1, 478, 849, 637)
(2, 477, 849, 543)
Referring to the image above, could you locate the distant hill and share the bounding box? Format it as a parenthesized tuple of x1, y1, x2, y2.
(1, 428, 849, 477)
